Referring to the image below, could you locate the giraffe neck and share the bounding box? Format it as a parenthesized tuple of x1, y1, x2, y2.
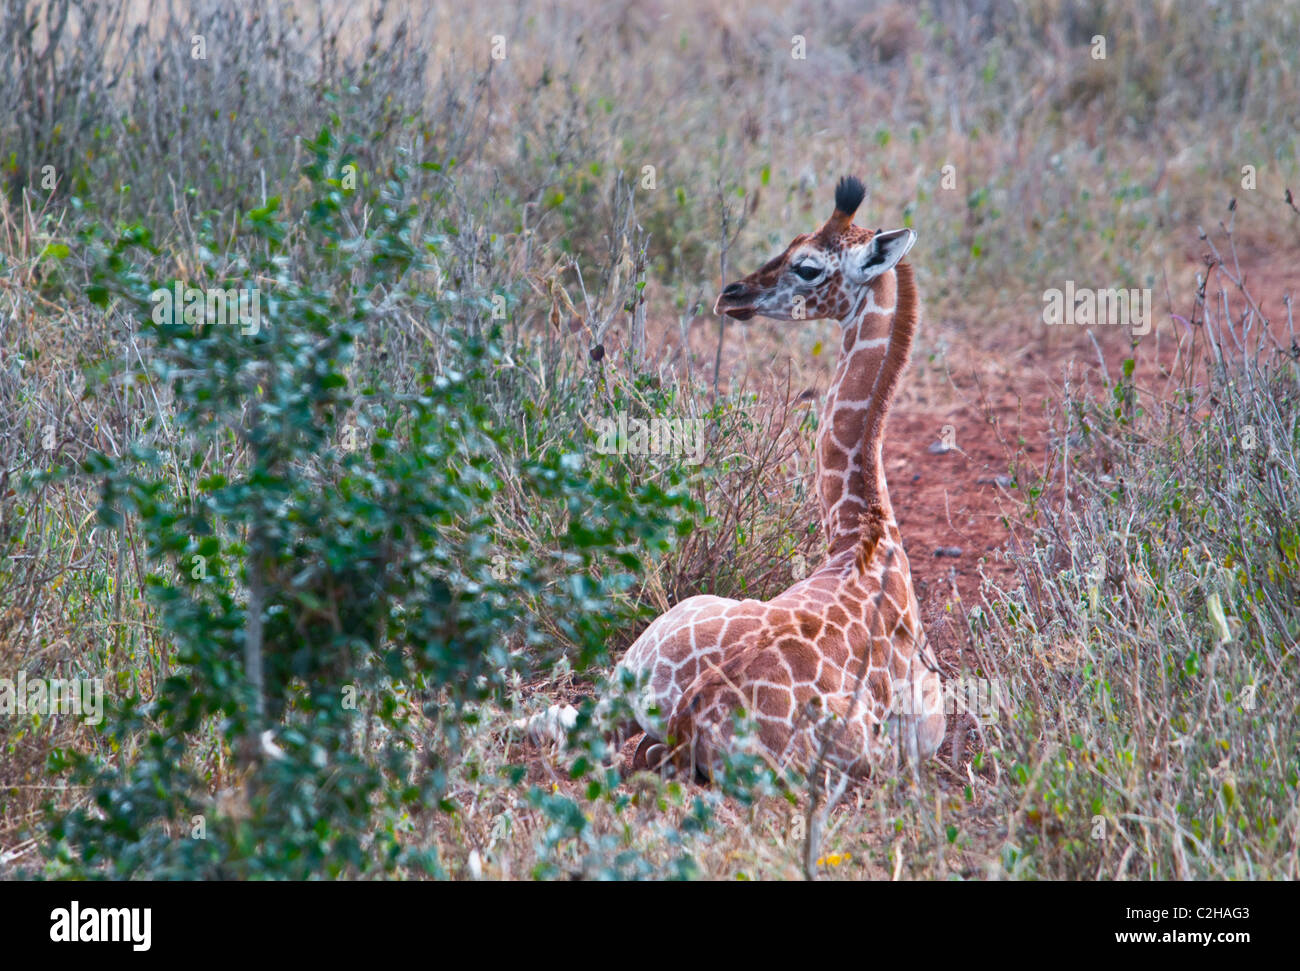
(816, 262, 919, 561)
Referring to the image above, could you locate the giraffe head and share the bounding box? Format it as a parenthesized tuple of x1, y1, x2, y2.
(713, 176, 916, 323)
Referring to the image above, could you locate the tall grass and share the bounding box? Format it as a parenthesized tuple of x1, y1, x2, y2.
(967, 217, 1299, 878)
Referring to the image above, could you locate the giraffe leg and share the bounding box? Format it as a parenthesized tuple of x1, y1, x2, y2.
(914, 668, 946, 761)
(889, 666, 945, 765)
(514, 703, 578, 747)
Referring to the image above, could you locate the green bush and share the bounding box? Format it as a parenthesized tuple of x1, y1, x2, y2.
(42, 128, 693, 878)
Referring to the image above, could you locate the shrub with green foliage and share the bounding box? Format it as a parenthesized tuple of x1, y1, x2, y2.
(42, 128, 693, 878)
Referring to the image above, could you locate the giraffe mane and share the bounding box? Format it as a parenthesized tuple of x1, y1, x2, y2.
(855, 259, 919, 570)
(853, 502, 889, 573)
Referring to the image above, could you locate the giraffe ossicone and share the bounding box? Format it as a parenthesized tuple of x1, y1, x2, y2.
(524, 176, 945, 782)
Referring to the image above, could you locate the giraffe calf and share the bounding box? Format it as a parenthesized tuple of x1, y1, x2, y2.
(614, 176, 946, 783)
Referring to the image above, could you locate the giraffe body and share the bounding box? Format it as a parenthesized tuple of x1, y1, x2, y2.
(618, 177, 945, 780)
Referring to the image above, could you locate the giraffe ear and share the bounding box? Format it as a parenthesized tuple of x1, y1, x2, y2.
(846, 228, 916, 285)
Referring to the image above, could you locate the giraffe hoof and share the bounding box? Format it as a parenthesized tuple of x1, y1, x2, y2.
(642, 742, 671, 775)
(619, 733, 674, 778)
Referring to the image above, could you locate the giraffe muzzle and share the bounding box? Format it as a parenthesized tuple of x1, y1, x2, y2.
(720, 305, 757, 321)
(714, 284, 759, 320)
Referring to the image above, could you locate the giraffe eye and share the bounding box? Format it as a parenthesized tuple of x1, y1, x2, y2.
(794, 263, 822, 281)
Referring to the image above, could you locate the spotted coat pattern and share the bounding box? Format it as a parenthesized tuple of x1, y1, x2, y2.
(618, 179, 945, 780)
